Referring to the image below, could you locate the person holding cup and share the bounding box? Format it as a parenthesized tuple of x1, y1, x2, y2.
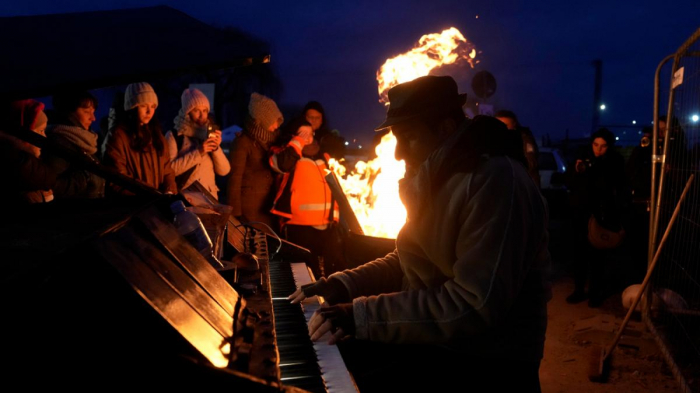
(165, 87, 230, 198)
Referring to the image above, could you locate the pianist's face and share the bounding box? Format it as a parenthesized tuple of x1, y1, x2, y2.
(391, 119, 442, 178)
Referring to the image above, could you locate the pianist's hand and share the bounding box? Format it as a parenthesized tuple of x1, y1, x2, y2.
(288, 276, 350, 305)
(309, 303, 355, 345)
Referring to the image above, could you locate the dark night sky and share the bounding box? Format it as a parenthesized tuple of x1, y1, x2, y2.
(2, 0, 699, 147)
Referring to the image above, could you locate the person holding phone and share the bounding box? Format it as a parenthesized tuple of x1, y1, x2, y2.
(269, 118, 344, 278)
(164, 88, 230, 198)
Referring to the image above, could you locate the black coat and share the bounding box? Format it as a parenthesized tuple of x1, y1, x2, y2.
(567, 146, 629, 231)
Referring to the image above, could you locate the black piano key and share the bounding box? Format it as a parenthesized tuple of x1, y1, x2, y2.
(269, 259, 327, 393)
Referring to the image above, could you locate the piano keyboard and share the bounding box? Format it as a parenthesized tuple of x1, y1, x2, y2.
(269, 259, 358, 393)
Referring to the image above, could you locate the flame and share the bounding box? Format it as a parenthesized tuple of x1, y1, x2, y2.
(333, 27, 476, 239)
(376, 27, 477, 104)
(329, 132, 406, 238)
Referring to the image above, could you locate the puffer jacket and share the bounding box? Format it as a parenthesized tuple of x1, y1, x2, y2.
(330, 128, 551, 362)
(164, 131, 230, 198)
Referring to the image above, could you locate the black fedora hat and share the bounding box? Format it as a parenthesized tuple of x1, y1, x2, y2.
(375, 75, 467, 131)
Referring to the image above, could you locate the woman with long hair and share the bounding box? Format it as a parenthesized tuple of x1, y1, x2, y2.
(103, 82, 176, 195)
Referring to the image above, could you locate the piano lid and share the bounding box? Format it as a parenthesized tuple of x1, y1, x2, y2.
(1, 196, 286, 390)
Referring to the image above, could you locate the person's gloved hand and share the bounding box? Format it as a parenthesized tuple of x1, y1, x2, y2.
(308, 303, 355, 344)
(288, 276, 350, 305)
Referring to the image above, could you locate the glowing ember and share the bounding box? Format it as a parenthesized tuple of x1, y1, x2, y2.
(376, 27, 477, 105)
(333, 27, 476, 238)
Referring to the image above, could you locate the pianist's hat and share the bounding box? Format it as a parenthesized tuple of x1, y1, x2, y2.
(124, 82, 158, 111)
(375, 75, 467, 131)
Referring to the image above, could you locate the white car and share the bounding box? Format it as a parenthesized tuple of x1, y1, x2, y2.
(538, 147, 567, 190)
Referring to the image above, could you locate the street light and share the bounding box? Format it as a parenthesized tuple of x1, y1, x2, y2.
(632, 120, 636, 124)
(600, 104, 606, 110)
(692, 114, 699, 122)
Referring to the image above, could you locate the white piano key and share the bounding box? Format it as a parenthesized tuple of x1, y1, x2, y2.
(290, 263, 358, 393)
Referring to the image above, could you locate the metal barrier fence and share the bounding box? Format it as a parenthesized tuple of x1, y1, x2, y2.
(648, 27, 700, 393)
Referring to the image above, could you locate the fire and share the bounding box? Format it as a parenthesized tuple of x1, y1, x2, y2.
(329, 132, 406, 238)
(376, 27, 477, 105)
(333, 27, 476, 238)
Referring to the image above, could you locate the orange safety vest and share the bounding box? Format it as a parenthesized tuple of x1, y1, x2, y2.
(271, 152, 339, 227)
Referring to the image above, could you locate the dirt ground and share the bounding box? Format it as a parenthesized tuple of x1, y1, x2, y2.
(540, 276, 681, 393)
(539, 194, 685, 393)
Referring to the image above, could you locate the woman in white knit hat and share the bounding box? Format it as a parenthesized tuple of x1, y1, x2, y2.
(164, 88, 230, 199)
(227, 92, 284, 233)
(103, 82, 176, 195)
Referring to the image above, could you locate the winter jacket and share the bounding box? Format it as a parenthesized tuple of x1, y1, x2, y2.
(227, 131, 277, 226)
(43, 123, 105, 199)
(567, 146, 628, 231)
(269, 136, 338, 227)
(164, 131, 230, 198)
(0, 131, 57, 204)
(329, 127, 551, 362)
(102, 126, 176, 195)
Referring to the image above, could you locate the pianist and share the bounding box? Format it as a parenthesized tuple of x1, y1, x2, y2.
(290, 75, 551, 392)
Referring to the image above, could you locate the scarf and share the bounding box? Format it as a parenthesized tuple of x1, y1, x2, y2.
(47, 124, 98, 155)
(244, 115, 279, 148)
(173, 109, 209, 140)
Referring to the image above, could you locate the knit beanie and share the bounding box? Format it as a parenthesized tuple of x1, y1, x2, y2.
(181, 88, 210, 114)
(248, 92, 283, 130)
(33, 111, 48, 131)
(124, 82, 158, 111)
(6, 99, 46, 130)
